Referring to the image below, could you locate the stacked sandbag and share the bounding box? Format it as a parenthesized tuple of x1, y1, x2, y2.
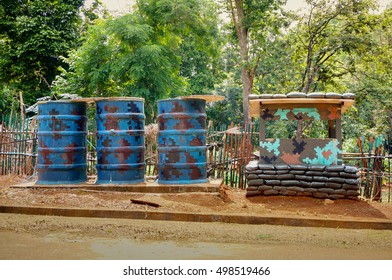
(248, 92, 356, 100)
(246, 161, 359, 200)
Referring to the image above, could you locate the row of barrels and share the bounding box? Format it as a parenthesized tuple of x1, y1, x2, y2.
(37, 98, 208, 185)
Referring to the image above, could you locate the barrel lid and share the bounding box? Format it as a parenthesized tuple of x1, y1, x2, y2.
(179, 95, 224, 102)
(72, 97, 144, 103)
(37, 100, 88, 105)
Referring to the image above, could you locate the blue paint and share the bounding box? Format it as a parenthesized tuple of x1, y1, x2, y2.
(260, 139, 281, 156)
(95, 99, 145, 184)
(292, 108, 321, 120)
(157, 99, 208, 184)
(36, 101, 87, 185)
(275, 109, 290, 120)
(303, 140, 341, 165)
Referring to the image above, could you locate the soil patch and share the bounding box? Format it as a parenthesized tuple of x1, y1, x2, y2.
(0, 175, 392, 223)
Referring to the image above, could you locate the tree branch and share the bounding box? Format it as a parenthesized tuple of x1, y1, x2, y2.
(228, 0, 240, 39)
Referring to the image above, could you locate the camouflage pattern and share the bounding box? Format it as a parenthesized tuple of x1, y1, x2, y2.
(36, 101, 87, 184)
(259, 103, 343, 166)
(259, 139, 341, 165)
(157, 99, 208, 184)
(96, 99, 145, 184)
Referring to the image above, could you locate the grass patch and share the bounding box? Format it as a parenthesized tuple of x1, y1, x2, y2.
(257, 233, 273, 239)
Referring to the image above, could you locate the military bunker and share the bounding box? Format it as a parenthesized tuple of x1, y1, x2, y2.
(246, 92, 360, 199)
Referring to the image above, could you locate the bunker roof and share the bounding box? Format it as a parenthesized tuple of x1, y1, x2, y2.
(249, 92, 355, 117)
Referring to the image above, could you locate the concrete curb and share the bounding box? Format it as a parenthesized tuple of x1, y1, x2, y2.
(0, 205, 391, 230)
(11, 182, 221, 194)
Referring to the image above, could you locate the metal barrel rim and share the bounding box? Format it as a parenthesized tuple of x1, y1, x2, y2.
(158, 163, 206, 168)
(97, 130, 144, 136)
(96, 163, 145, 170)
(38, 147, 86, 152)
(97, 113, 145, 119)
(157, 146, 207, 152)
(158, 129, 206, 135)
(37, 115, 88, 120)
(37, 131, 87, 136)
(37, 163, 87, 170)
(96, 146, 144, 152)
(157, 113, 207, 119)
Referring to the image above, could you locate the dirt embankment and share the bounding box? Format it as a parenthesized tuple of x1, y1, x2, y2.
(0, 175, 392, 260)
(0, 175, 392, 223)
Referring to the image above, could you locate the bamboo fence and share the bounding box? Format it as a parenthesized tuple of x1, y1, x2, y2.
(1, 112, 391, 201)
(0, 114, 37, 176)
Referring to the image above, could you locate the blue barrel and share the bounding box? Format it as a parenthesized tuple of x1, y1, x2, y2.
(157, 99, 208, 184)
(36, 101, 87, 184)
(95, 98, 145, 184)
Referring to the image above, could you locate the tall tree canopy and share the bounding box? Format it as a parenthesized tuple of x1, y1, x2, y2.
(225, 0, 287, 125)
(1, 0, 391, 144)
(53, 0, 222, 121)
(0, 0, 85, 108)
(292, 0, 377, 93)
(343, 5, 392, 137)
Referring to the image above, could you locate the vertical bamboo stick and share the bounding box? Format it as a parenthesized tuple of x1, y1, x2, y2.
(230, 132, 235, 188)
(7, 114, 12, 175)
(223, 132, 228, 185)
(0, 119, 4, 175)
(17, 114, 22, 175)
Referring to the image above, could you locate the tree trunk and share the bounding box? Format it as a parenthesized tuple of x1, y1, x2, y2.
(241, 68, 252, 126)
(302, 41, 314, 93)
(230, 0, 253, 126)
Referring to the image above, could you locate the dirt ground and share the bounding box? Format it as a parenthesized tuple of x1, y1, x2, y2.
(1, 175, 392, 222)
(0, 175, 392, 260)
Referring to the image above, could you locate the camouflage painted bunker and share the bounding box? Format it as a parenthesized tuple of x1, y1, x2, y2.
(246, 92, 360, 199)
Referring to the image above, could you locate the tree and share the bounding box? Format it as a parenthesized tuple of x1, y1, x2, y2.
(291, 0, 377, 93)
(136, 0, 222, 95)
(53, 0, 222, 122)
(342, 5, 392, 137)
(225, 0, 287, 125)
(53, 14, 183, 121)
(207, 81, 243, 126)
(0, 0, 85, 106)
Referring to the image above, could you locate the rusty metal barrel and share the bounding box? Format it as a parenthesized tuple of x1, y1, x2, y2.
(95, 98, 145, 184)
(36, 101, 87, 184)
(157, 98, 208, 184)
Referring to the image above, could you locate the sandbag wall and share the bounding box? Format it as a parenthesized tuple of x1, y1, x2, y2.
(246, 162, 360, 199)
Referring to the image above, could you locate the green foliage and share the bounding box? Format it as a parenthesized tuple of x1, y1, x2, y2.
(287, 0, 378, 92)
(207, 80, 243, 126)
(137, 0, 222, 96)
(222, 0, 289, 123)
(52, 15, 185, 122)
(254, 33, 299, 94)
(340, 6, 392, 139)
(1, 0, 391, 151)
(53, 0, 222, 122)
(80, 0, 109, 30)
(252, 0, 391, 147)
(0, 86, 17, 117)
(0, 0, 85, 106)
